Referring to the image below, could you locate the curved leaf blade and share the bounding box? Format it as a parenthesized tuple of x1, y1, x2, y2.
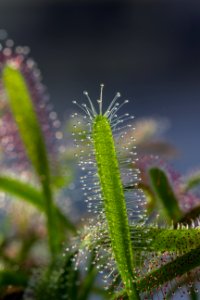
(149, 167, 182, 222)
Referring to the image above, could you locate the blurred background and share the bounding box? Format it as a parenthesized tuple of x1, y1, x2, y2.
(1, 0, 200, 172)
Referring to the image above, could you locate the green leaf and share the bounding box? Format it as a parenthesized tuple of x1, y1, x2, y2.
(83, 224, 200, 254)
(137, 246, 200, 293)
(184, 172, 200, 191)
(0, 175, 44, 209)
(2, 65, 50, 182)
(124, 183, 156, 213)
(2, 65, 63, 256)
(146, 228, 200, 252)
(92, 115, 139, 299)
(149, 167, 183, 222)
(0, 175, 76, 233)
(0, 270, 28, 288)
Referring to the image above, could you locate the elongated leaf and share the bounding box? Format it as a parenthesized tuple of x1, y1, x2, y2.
(0, 175, 43, 209)
(146, 228, 200, 252)
(137, 246, 200, 293)
(81, 224, 200, 255)
(92, 115, 139, 299)
(2, 65, 59, 256)
(2, 65, 50, 182)
(149, 167, 182, 222)
(137, 247, 200, 296)
(112, 244, 200, 297)
(0, 175, 76, 232)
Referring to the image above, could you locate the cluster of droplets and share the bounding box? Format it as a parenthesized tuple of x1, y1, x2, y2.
(0, 31, 64, 171)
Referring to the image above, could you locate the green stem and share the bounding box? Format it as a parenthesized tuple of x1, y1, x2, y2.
(41, 179, 59, 258)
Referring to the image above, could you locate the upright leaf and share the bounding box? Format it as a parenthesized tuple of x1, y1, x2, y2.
(149, 167, 182, 222)
(2, 65, 59, 257)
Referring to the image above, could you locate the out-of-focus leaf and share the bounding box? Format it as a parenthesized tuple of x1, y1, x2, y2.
(30, 252, 80, 300)
(0, 175, 43, 209)
(2, 65, 59, 256)
(184, 172, 200, 191)
(149, 167, 182, 222)
(179, 205, 200, 225)
(0, 175, 76, 233)
(79, 252, 98, 300)
(0, 270, 28, 288)
(124, 182, 156, 213)
(51, 173, 73, 189)
(2, 65, 50, 184)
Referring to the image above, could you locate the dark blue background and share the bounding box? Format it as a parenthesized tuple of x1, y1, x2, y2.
(1, 0, 200, 172)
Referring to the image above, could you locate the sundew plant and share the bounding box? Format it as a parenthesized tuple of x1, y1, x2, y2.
(1, 35, 200, 300)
